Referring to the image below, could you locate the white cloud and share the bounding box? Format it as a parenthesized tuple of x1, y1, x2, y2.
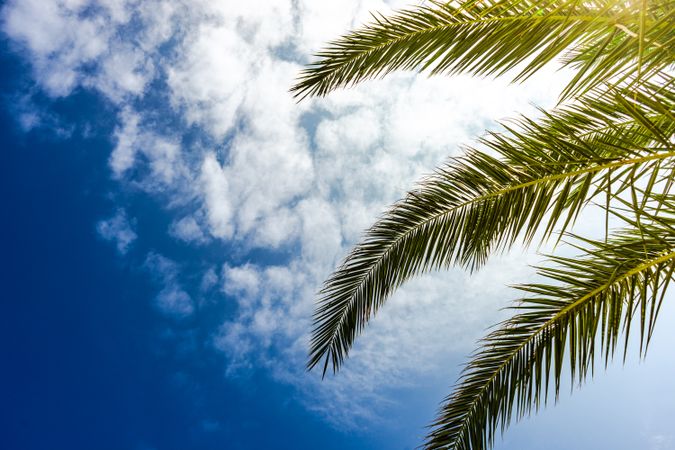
(144, 252, 195, 319)
(222, 60, 314, 245)
(169, 216, 207, 244)
(200, 153, 233, 240)
(7, 94, 74, 135)
(4, 0, 599, 431)
(2, 0, 107, 96)
(1, 0, 174, 100)
(135, 0, 180, 50)
(97, 209, 137, 254)
(110, 106, 190, 196)
(222, 264, 261, 300)
(200, 267, 219, 291)
(649, 435, 674, 450)
(167, 23, 249, 139)
(156, 286, 194, 318)
(90, 43, 155, 101)
(109, 107, 141, 175)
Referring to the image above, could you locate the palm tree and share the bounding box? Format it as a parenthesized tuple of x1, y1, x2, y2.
(291, 1, 675, 449)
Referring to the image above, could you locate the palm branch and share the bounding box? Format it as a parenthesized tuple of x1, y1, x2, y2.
(291, 0, 674, 101)
(294, 0, 675, 448)
(309, 78, 675, 376)
(426, 205, 675, 449)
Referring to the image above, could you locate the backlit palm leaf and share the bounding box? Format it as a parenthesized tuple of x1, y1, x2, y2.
(296, 0, 675, 448)
(291, 0, 674, 101)
(426, 208, 675, 449)
(309, 79, 675, 375)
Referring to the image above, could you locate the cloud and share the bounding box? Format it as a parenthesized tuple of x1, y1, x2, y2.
(110, 107, 188, 189)
(156, 286, 194, 319)
(6, 93, 74, 136)
(169, 216, 207, 244)
(2, 0, 106, 96)
(166, 23, 249, 140)
(200, 153, 234, 240)
(109, 107, 141, 175)
(96, 209, 137, 254)
(1, 0, 143, 98)
(90, 42, 155, 102)
(199, 267, 218, 292)
(648, 434, 675, 450)
(5, 0, 581, 430)
(144, 252, 195, 319)
(222, 264, 262, 300)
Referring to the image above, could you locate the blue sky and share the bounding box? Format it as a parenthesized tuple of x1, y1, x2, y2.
(1, 1, 674, 449)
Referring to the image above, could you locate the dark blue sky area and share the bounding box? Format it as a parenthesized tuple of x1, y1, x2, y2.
(0, 41, 384, 450)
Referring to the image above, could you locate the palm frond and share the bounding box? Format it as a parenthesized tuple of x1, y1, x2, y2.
(426, 210, 675, 449)
(291, 0, 674, 101)
(308, 80, 675, 375)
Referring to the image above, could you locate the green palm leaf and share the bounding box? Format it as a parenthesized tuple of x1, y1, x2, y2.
(291, 0, 674, 101)
(309, 79, 675, 375)
(426, 209, 675, 449)
(296, 0, 675, 446)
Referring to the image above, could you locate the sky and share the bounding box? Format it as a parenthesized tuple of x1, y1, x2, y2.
(1, 1, 674, 449)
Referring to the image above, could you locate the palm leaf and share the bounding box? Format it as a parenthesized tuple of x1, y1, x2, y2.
(426, 209, 675, 449)
(291, 0, 674, 101)
(309, 80, 675, 375)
